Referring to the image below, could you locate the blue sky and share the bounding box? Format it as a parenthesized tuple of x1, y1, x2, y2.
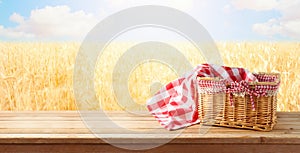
(0, 0, 299, 41)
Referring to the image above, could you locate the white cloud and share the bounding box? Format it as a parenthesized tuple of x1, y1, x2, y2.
(277, 0, 300, 20)
(0, 25, 35, 39)
(0, 1, 207, 40)
(0, 5, 98, 40)
(252, 19, 282, 36)
(230, 0, 300, 39)
(9, 13, 24, 24)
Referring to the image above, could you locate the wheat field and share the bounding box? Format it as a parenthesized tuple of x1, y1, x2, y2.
(0, 42, 299, 111)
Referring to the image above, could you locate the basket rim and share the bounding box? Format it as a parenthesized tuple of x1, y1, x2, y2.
(197, 72, 280, 86)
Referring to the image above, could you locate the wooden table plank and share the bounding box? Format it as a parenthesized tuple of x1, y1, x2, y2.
(0, 111, 299, 153)
(1, 144, 300, 153)
(0, 127, 299, 134)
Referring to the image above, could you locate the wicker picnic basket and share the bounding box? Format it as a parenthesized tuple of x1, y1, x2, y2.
(197, 73, 280, 131)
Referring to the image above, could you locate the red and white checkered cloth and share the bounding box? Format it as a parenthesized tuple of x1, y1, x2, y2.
(146, 64, 257, 130)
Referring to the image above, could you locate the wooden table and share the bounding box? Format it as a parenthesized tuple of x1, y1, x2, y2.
(0, 111, 299, 153)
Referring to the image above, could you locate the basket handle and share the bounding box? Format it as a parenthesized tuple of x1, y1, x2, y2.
(198, 73, 280, 85)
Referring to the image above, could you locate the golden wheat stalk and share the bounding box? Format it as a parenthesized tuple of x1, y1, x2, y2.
(0, 42, 299, 111)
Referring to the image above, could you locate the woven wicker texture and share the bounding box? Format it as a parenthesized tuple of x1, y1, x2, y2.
(198, 73, 280, 131)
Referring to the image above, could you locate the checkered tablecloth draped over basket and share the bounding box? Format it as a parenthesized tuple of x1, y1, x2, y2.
(146, 63, 258, 130)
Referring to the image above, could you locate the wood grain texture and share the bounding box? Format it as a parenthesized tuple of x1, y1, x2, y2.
(0, 111, 299, 152)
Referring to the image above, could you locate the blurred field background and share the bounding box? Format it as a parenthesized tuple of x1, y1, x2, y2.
(0, 42, 299, 111)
